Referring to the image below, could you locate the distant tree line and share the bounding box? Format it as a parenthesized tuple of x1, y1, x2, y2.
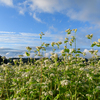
(1, 55, 100, 66)
(0, 55, 91, 66)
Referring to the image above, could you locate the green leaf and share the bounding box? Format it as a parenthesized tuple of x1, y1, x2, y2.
(62, 54, 66, 56)
(96, 45, 100, 47)
(42, 48, 46, 51)
(73, 50, 77, 53)
(41, 44, 44, 46)
(91, 44, 96, 47)
(75, 54, 80, 56)
(54, 94, 60, 100)
(64, 48, 69, 53)
(25, 52, 30, 56)
(72, 94, 76, 98)
(69, 44, 72, 46)
(59, 87, 66, 94)
(68, 31, 71, 34)
(12, 78, 17, 82)
(40, 37, 42, 39)
(64, 41, 68, 43)
(77, 51, 82, 53)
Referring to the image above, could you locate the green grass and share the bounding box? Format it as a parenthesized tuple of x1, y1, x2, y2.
(0, 29, 100, 100)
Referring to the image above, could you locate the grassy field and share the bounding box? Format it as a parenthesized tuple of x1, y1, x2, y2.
(0, 29, 100, 100)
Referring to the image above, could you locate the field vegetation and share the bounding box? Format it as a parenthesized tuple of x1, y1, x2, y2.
(0, 29, 100, 100)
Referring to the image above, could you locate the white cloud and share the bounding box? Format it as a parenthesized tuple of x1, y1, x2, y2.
(0, 31, 16, 33)
(0, 0, 13, 6)
(49, 26, 57, 32)
(82, 49, 93, 58)
(19, 10, 25, 15)
(17, 0, 29, 15)
(1, 0, 99, 26)
(0, 32, 41, 48)
(33, 13, 42, 23)
(29, 0, 67, 13)
(20, 32, 39, 37)
(44, 52, 51, 58)
(16, 0, 100, 26)
(66, 0, 100, 25)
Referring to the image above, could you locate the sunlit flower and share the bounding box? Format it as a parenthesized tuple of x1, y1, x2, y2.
(18, 55, 23, 58)
(36, 46, 42, 50)
(64, 46, 67, 49)
(61, 49, 64, 54)
(44, 43, 50, 47)
(57, 41, 62, 45)
(65, 38, 68, 41)
(41, 32, 45, 35)
(26, 46, 32, 51)
(39, 34, 42, 37)
(65, 28, 71, 34)
(51, 42, 55, 46)
(82, 52, 86, 56)
(93, 41, 98, 44)
(54, 53, 58, 58)
(98, 39, 100, 42)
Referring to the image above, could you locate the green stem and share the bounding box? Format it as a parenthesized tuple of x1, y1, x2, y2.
(75, 32, 76, 51)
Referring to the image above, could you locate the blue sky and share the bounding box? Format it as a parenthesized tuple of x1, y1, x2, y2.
(0, 0, 100, 58)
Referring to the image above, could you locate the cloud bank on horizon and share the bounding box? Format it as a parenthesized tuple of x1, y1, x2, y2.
(0, 0, 100, 58)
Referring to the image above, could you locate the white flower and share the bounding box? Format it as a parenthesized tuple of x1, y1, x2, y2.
(61, 49, 64, 54)
(44, 43, 50, 47)
(65, 66, 69, 70)
(17, 77, 21, 81)
(61, 80, 70, 86)
(65, 29, 71, 34)
(42, 91, 48, 96)
(82, 52, 86, 56)
(78, 81, 82, 84)
(86, 74, 90, 77)
(36, 46, 42, 50)
(72, 29, 77, 33)
(50, 52, 54, 55)
(70, 48, 75, 52)
(13, 98, 17, 100)
(21, 97, 26, 100)
(79, 67, 84, 71)
(50, 73, 54, 77)
(39, 34, 42, 37)
(94, 50, 98, 53)
(66, 94, 70, 97)
(48, 91, 53, 95)
(16, 90, 20, 94)
(65, 38, 68, 41)
(54, 53, 58, 58)
(57, 41, 62, 45)
(98, 39, 100, 42)
(41, 32, 45, 35)
(93, 41, 98, 44)
(96, 42, 100, 45)
(30, 91, 33, 94)
(89, 76, 92, 80)
(49, 64, 54, 68)
(96, 86, 100, 90)
(64, 46, 67, 49)
(86, 94, 92, 97)
(90, 34, 93, 37)
(44, 59, 49, 64)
